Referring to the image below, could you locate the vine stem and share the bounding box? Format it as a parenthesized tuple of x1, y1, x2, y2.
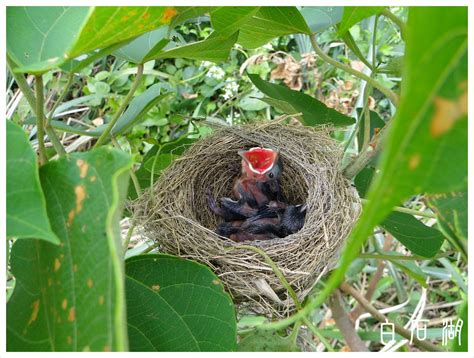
(381, 9, 407, 40)
(94, 64, 144, 147)
(360, 198, 437, 219)
(339, 282, 444, 352)
(309, 34, 399, 106)
(34, 75, 48, 164)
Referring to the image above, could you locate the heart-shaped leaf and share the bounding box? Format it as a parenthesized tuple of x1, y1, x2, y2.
(338, 6, 386, 35)
(125, 254, 237, 351)
(7, 121, 59, 244)
(7, 147, 132, 351)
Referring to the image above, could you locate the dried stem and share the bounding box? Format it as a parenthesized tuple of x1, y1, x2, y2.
(329, 289, 368, 351)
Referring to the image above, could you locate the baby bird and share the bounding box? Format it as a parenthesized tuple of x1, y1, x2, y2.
(208, 147, 284, 222)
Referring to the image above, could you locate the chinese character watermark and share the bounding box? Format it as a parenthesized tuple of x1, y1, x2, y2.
(380, 320, 396, 345)
(409, 319, 429, 343)
(442, 318, 463, 346)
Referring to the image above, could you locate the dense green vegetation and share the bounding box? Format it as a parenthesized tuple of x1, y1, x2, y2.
(6, 6, 467, 352)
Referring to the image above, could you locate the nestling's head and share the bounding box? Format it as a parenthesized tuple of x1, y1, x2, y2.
(238, 147, 282, 181)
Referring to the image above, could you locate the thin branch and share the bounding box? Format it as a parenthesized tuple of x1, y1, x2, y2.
(381, 9, 407, 40)
(309, 34, 399, 106)
(329, 289, 368, 351)
(340, 282, 444, 352)
(34, 75, 48, 165)
(94, 64, 144, 147)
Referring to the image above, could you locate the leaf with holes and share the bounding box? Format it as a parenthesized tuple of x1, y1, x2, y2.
(7, 147, 131, 351)
(248, 74, 354, 126)
(338, 6, 386, 35)
(125, 254, 237, 351)
(238, 7, 311, 49)
(7, 6, 178, 73)
(7, 121, 59, 244)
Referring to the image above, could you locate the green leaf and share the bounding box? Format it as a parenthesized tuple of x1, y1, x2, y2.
(113, 26, 170, 64)
(336, 7, 467, 277)
(8, 6, 178, 73)
(147, 30, 239, 63)
(355, 166, 444, 258)
(299, 6, 343, 34)
(338, 6, 386, 35)
(237, 331, 299, 352)
(7, 147, 132, 351)
(7, 121, 59, 245)
(125, 254, 237, 352)
(427, 190, 467, 241)
(210, 7, 260, 37)
(248, 74, 354, 126)
(381, 212, 444, 258)
(238, 7, 311, 48)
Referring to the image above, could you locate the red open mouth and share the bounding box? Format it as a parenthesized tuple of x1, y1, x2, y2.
(239, 147, 278, 174)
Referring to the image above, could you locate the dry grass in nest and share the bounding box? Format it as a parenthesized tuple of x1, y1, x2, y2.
(132, 120, 361, 317)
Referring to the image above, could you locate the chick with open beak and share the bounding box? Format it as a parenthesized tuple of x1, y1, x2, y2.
(207, 147, 284, 221)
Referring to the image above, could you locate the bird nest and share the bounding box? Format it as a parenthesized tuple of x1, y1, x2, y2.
(132, 121, 361, 317)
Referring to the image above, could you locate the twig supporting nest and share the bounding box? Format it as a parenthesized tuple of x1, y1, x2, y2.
(132, 121, 361, 317)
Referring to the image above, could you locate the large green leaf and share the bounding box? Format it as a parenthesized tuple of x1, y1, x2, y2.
(7, 147, 132, 351)
(125, 254, 237, 352)
(299, 6, 343, 34)
(325, 7, 467, 299)
(338, 6, 386, 34)
(355, 167, 444, 258)
(248, 74, 354, 126)
(6, 121, 59, 245)
(210, 7, 260, 36)
(238, 7, 311, 48)
(113, 26, 170, 64)
(7, 6, 178, 73)
(147, 30, 239, 63)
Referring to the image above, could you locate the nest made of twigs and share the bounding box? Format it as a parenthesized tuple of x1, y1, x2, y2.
(132, 120, 361, 317)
